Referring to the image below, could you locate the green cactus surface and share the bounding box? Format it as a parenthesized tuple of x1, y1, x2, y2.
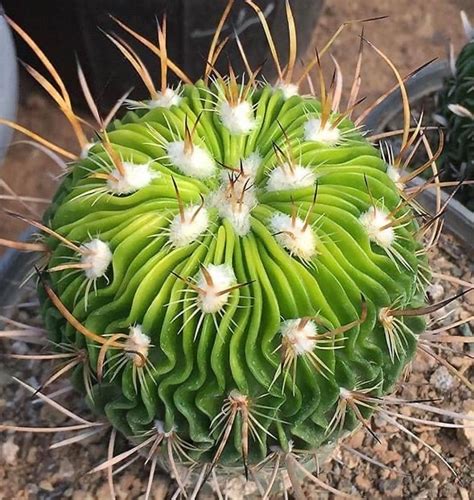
(38, 76, 429, 475)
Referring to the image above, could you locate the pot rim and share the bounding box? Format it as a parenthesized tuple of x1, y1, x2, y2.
(363, 59, 451, 133)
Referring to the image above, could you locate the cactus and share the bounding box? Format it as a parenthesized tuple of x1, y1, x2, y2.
(436, 11, 474, 210)
(0, 3, 472, 498)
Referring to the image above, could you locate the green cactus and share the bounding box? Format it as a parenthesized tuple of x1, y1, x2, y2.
(436, 11, 474, 210)
(36, 39, 429, 497)
(4, 4, 460, 497)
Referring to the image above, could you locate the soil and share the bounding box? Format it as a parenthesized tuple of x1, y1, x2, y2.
(0, 233, 472, 499)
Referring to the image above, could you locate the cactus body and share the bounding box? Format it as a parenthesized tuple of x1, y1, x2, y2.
(39, 79, 427, 473)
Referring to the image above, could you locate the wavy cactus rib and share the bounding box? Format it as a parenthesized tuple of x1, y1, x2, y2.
(437, 11, 474, 210)
(39, 73, 427, 475)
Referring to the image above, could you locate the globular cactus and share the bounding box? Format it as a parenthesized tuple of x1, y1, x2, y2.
(1, 2, 472, 498)
(41, 63, 426, 476)
(436, 11, 474, 210)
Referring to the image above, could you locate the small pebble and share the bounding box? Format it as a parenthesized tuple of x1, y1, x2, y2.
(427, 282, 444, 302)
(430, 366, 455, 392)
(355, 473, 371, 491)
(39, 480, 54, 492)
(1, 437, 19, 465)
(462, 409, 474, 448)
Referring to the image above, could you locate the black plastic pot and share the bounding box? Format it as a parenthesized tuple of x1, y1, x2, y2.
(0, 234, 34, 307)
(363, 60, 474, 251)
(0, 5, 18, 163)
(3, 0, 324, 109)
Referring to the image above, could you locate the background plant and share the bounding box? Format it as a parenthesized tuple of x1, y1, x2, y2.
(436, 11, 474, 210)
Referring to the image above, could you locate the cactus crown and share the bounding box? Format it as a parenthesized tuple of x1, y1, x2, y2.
(436, 11, 474, 210)
(1, 3, 471, 498)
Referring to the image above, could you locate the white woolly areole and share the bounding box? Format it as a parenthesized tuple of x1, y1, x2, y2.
(269, 212, 317, 260)
(281, 319, 318, 355)
(219, 100, 255, 135)
(222, 202, 253, 236)
(386, 165, 403, 189)
(304, 118, 341, 146)
(169, 206, 209, 248)
(359, 207, 395, 248)
(107, 162, 157, 195)
(339, 387, 352, 399)
(241, 152, 262, 178)
(196, 263, 236, 314)
(221, 152, 262, 185)
(80, 239, 112, 280)
(266, 163, 316, 192)
(167, 141, 215, 179)
(80, 142, 95, 159)
(125, 325, 151, 366)
(274, 82, 299, 99)
(211, 150, 258, 235)
(147, 87, 181, 109)
(210, 186, 256, 236)
(153, 419, 175, 437)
